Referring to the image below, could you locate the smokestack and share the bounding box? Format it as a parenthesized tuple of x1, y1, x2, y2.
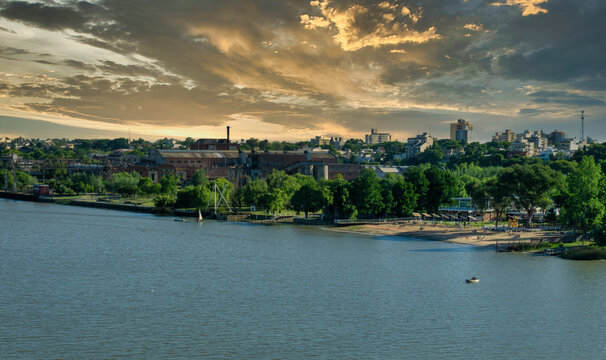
(226, 126, 230, 142)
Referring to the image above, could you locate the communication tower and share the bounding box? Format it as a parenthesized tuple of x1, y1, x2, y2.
(581, 110, 585, 142)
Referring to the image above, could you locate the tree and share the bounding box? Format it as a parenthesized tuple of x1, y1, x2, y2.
(109, 172, 140, 197)
(210, 177, 234, 206)
(192, 169, 209, 187)
(424, 166, 459, 213)
(138, 177, 160, 195)
(418, 147, 444, 165)
(498, 163, 563, 224)
(242, 179, 268, 207)
(159, 174, 178, 196)
(291, 181, 330, 218)
(326, 174, 357, 220)
(405, 166, 429, 211)
(482, 178, 511, 227)
(67, 172, 104, 194)
(260, 188, 288, 215)
(350, 168, 384, 218)
(560, 156, 604, 238)
(392, 179, 418, 217)
(175, 185, 211, 210)
(153, 194, 176, 208)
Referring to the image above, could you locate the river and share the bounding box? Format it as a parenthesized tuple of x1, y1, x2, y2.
(1, 198, 606, 359)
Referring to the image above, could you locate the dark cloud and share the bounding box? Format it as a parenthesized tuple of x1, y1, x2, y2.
(0, 1, 89, 30)
(529, 90, 605, 107)
(0, 0, 605, 140)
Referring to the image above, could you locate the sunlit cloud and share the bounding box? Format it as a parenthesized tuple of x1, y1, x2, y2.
(0, 0, 604, 141)
(301, 0, 441, 52)
(491, 0, 550, 16)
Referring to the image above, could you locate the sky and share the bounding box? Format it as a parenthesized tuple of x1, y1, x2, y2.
(0, 0, 604, 142)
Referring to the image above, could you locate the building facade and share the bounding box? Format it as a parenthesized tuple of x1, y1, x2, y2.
(405, 132, 434, 158)
(450, 119, 473, 143)
(365, 129, 392, 145)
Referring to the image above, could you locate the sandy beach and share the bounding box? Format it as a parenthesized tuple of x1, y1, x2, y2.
(328, 222, 564, 247)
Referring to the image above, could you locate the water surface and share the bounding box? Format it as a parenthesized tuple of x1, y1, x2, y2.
(1, 199, 605, 359)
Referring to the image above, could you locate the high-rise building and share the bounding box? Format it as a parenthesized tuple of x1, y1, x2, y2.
(492, 130, 516, 142)
(450, 119, 473, 143)
(365, 128, 392, 144)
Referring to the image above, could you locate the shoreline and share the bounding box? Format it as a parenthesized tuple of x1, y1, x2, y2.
(326, 223, 564, 248)
(1, 192, 564, 248)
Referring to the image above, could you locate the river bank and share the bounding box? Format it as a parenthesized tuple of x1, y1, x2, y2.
(328, 222, 567, 248)
(0, 190, 569, 250)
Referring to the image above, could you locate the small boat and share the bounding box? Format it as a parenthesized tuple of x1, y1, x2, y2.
(197, 208, 203, 222)
(466, 276, 479, 283)
(174, 218, 185, 222)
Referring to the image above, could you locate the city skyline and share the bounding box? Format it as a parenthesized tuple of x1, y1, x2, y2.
(0, 0, 605, 141)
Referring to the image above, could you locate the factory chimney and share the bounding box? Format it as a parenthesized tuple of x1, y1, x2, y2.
(226, 126, 230, 142)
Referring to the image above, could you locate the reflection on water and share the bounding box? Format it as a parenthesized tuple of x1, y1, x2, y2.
(2, 199, 606, 359)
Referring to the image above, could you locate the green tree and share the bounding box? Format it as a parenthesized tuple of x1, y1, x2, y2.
(560, 156, 605, 238)
(392, 179, 418, 217)
(326, 174, 357, 220)
(482, 177, 511, 227)
(350, 168, 384, 218)
(175, 185, 212, 210)
(498, 163, 563, 224)
(291, 181, 330, 218)
(210, 177, 234, 206)
(405, 166, 429, 211)
(110, 172, 140, 197)
(424, 166, 459, 213)
(242, 179, 268, 207)
(192, 169, 209, 187)
(261, 188, 288, 215)
(159, 174, 178, 196)
(379, 174, 400, 217)
(153, 193, 176, 208)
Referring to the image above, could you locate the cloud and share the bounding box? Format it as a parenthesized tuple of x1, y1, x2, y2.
(490, 0, 550, 16)
(463, 23, 486, 32)
(0, 1, 90, 30)
(0, 0, 604, 141)
(528, 90, 605, 107)
(300, 0, 441, 51)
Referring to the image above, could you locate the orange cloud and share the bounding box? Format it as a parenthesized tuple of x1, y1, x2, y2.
(491, 0, 549, 16)
(301, 0, 441, 51)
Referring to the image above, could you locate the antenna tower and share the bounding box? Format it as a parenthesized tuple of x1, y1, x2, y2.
(581, 110, 585, 142)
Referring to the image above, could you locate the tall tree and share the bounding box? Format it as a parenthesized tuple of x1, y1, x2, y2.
(392, 180, 418, 217)
(560, 156, 605, 237)
(175, 185, 211, 210)
(159, 174, 178, 196)
(291, 181, 330, 218)
(404, 166, 429, 211)
(498, 163, 563, 224)
(483, 177, 511, 227)
(242, 179, 268, 207)
(192, 169, 209, 187)
(350, 168, 384, 218)
(326, 174, 357, 220)
(261, 188, 288, 215)
(424, 166, 459, 213)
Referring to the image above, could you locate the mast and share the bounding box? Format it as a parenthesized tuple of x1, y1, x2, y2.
(581, 110, 585, 142)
